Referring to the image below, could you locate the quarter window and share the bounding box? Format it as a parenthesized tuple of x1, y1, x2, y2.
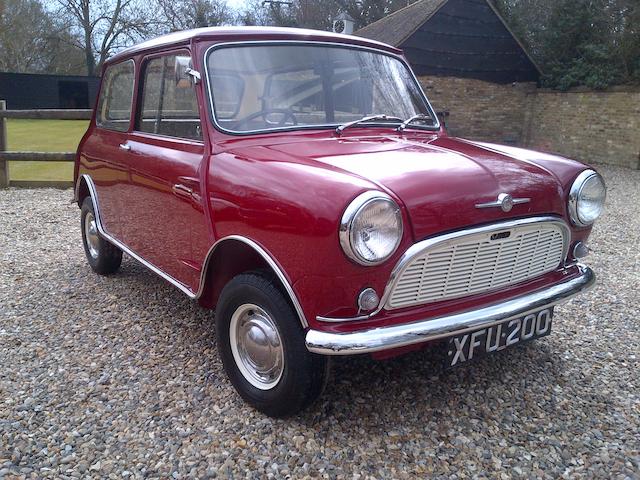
(96, 60, 134, 132)
(137, 54, 202, 141)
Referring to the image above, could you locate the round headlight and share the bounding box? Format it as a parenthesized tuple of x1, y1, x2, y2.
(340, 192, 403, 266)
(569, 170, 606, 227)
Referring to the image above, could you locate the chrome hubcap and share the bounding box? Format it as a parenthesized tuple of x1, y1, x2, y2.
(84, 211, 100, 260)
(229, 303, 284, 390)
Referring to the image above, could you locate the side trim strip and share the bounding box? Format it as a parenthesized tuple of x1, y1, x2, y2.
(78, 174, 309, 327)
(306, 264, 595, 355)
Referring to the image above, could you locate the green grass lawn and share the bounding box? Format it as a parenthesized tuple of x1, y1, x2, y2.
(6, 119, 89, 181)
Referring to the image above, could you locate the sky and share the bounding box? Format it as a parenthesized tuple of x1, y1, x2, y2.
(43, 0, 251, 11)
(227, 0, 249, 9)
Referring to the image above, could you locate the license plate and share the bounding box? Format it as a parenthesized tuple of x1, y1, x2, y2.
(446, 308, 553, 368)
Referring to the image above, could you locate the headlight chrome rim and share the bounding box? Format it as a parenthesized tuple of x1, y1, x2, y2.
(340, 191, 403, 266)
(568, 169, 606, 227)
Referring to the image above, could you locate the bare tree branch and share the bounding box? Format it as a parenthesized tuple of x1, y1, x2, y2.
(55, 0, 155, 75)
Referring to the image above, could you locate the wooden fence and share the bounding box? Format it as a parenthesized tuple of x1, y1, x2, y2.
(0, 100, 91, 188)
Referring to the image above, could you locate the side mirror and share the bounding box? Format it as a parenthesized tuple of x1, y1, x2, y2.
(175, 56, 198, 88)
(436, 110, 449, 128)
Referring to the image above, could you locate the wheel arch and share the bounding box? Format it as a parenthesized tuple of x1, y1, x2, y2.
(197, 236, 309, 328)
(74, 174, 91, 207)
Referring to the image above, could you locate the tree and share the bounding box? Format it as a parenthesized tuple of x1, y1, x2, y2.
(237, 0, 418, 31)
(537, 0, 616, 89)
(40, 30, 89, 75)
(490, 0, 551, 60)
(0, 0, 85, 74)
(331, 0, 419, 30)
(492, 0, 640, 89)
(158, 0, 232, 31)
(55, 0, 156, 76)
(613, 0, 640, 81)
(238, 0, 321, 29)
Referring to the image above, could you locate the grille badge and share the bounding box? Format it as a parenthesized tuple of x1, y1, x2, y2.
(476, 193, 530, 212)
(491, 231, 511, 240)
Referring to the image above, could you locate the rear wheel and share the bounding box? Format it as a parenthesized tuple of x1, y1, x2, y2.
(81, 197, 122, 275)
(216, 272, 329, 417)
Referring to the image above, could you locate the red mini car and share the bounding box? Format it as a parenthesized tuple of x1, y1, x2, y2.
(74, 27, 605, 416)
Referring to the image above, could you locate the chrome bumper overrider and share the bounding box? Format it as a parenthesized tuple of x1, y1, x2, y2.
(305, 265, 595, 355)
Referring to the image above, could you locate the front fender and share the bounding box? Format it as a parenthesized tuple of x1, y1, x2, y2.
(207, 151, 411, 328)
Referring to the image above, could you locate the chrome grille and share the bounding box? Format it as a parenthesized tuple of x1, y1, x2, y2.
(386, 221, 567, 309)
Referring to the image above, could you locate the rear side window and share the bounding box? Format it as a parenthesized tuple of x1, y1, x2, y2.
(96, 60, 134, 132)
(137, 53, 202, 141)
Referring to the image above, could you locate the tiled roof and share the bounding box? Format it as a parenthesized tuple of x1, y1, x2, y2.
(355, 0, 447, 46)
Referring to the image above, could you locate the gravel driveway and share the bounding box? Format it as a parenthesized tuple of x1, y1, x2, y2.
(1, 164, 638, 479)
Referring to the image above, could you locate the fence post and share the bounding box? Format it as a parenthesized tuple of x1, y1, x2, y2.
(0, 100, 8, 187)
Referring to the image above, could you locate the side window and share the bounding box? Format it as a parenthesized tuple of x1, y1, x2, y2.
(96, 60, 134, 132)
(137, 53, 202, 141)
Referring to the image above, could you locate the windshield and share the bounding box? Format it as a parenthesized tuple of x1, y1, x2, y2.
(206, 43, 437, 134)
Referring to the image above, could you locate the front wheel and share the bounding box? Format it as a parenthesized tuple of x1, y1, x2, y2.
(216, 273, 329, 417)
(80, 197, 122, 275)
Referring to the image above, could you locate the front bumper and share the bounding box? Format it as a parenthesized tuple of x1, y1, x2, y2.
(305, 264, 595, 355)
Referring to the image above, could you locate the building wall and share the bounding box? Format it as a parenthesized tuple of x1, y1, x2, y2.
(420, 76, 536, 145)
(419, 76, 640, 169)
(405, 0, 540, 83)
(525, 87, 640, 170)
(0, 72, 100, 109)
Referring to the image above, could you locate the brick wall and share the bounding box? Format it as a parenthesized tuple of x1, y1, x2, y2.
(419, 77, 640, 169)
(524, 87, 640, 170)
(420, 76, 536, 145)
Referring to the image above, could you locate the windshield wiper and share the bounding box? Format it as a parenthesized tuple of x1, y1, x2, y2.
(335, 114, 403, 136)
(396, 113, 432, 132)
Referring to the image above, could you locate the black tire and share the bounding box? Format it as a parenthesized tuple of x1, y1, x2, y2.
(216, 272, 329, 417)
(80, 196, 122, 275)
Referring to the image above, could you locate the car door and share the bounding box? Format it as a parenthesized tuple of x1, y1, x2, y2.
(121, 50, 209, 290)
(88, 59, 135, 239)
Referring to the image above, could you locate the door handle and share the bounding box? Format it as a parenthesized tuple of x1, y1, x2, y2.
(172, 183, 193, 197)
(119, 143, 131, 151)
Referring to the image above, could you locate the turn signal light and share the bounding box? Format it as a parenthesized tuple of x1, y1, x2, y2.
(358, 288, 380, 312)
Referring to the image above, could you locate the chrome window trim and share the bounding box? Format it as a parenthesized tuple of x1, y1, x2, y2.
(317, 216, 571, 323)
(307, 264, 595, 355)
(339, 191, 403, 266)
(128, 130, 205, 146)
(568, 169, 605, 227)
(76, 174, 309, 328)
(134, 50, 205, 143)
(203, 40, 441, 136)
